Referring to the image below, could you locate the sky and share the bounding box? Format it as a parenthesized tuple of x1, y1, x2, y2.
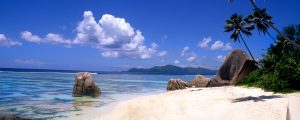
(0, 0, 299, 71)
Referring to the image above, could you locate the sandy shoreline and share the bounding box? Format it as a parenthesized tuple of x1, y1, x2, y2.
(71, 86, 289, 120)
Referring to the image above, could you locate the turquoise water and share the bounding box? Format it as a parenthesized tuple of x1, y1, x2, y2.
(0, 71, 213, 119)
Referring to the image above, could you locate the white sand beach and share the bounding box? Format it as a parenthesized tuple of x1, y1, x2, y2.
(71, 86, 290, 120)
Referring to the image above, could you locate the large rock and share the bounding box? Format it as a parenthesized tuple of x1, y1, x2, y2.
(167, 79, 187, 91)
(187, 75, 210, 87)
(73, 72, 101, 97)
(208, 49, 257, 87)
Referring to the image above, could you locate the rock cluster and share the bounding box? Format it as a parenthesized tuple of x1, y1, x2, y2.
(187, 75, 210, 87)
(166, 79, 187, 91)
(166, 49, 257, 90)
(72, 72, 101, 97)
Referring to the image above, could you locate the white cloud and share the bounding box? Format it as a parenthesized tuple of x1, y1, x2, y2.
(158, 51, 167, 57)
(19, 11, 160, 59)
(197, 36, 212, 48)
(73, 11, 158, 59)
(0, 34, 5, 40)
(15, 59, 44, 66)
(211, 40, 232, 51)
(45, 33, 71, 44)
(217, 55, 226, 62)
(180, 46, 189, 56)
(211, 41, 224, 50)
(20, 31, 42, 43)
(21, 31, 72, 46)
(223, 43, 232, 50)
(180, 46, 197, 62)
(174, 60, 180, 64)
(197, 36, 232, 51)
(186, 54, 197, 62)
(0, 34, 22, 47)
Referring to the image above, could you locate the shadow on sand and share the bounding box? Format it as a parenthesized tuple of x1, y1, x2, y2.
(231, 95, 282, 103)
(190, 89, 202, 92)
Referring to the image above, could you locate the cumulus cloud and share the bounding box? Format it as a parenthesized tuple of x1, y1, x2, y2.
(180, 46, 190, 56)
(45, 33, 72, 45)
(197, 36, 212, 48)
(211, 41, 223, 50)
(186, 53, 197, 62)
(197, 36, 232, 51)
(211, 40, 232, 51)
(20, 11, 161, 59)
(174, 60, 180, 64)
(21, 31, 71, 46)
(180, 46, 197, 62)
(74, 11, 158, 59)
(20, 31, 42, 43)
(0, 34, 22, 47)
(217, 55, 226, 62)
(223, 43, 233, 51)
(158, 50, 167, 57)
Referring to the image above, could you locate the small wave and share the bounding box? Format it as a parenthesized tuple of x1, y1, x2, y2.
(1, 71, 77, 75)
(0, 71, 101, 75)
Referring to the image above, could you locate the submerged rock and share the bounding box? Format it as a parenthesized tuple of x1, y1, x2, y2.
(187, 75, 210, 87)
(208, 49, 257, 87)
(167, 79, 187, 91)
(0, 114, 34, 120)
(72, 72, 101, 97)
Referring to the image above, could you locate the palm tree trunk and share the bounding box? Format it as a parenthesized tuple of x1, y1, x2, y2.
(239, 33, 256, 61)
(248, 0, 300, 48)
(266, 31, 277, 43)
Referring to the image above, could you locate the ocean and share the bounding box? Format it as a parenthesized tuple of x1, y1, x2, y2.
(0, 69, 214, 119)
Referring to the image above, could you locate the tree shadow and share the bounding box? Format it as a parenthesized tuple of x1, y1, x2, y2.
(190, 89, 202, 92)
(231, 95, 282, 103)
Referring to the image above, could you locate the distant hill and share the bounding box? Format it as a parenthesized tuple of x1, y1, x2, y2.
(127, 65, 217, 75)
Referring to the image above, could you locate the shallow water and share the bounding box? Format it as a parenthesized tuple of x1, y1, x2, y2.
(0, 71, 214, 119)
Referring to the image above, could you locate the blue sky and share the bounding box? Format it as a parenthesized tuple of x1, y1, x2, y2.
(0, 0, 299, 71)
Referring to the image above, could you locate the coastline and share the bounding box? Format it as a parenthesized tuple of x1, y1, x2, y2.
(71, 86, 289, 120)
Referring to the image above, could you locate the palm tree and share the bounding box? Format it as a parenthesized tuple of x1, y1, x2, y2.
(245, 8, 277, 43)
(224, 14, 256, 61)
(279, 24, 300, 45)
(228, 0, 300, 48)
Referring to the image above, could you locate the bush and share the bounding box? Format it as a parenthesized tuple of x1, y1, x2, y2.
(239, 69, 261, 86)
(239, 69, 290, 92)
(258, 73, 289, 92)
(238, 24, 300, 92)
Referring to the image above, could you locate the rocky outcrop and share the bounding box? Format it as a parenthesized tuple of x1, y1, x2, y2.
(0, 114, 34, 120)
(208, 49, 257, 87)
(187, 75, 210, 87)
(167, 79, 187, 91)
(73, 72, 101, 97)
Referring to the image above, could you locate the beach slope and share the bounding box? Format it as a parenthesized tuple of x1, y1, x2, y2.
(94, 87, 288, 120)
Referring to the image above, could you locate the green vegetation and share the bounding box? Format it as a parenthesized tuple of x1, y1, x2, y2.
(226, 0, 300, 92)
(238, 25, 300, 92)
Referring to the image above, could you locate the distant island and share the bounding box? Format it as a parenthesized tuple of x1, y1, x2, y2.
(0, 65, 217, 75)
(126, 64, 217, 75)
